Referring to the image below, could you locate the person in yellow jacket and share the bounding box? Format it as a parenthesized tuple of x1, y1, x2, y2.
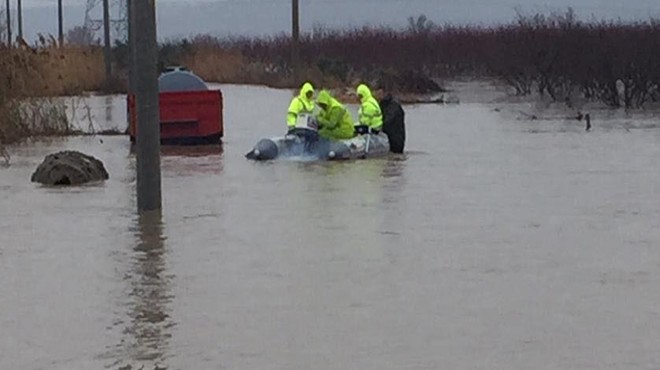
(287, 82, 315, 128)
(356, 84, 383, 132)
(315, 90, 355, 140)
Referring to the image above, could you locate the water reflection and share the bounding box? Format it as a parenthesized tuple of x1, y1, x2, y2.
(287, 154, 409, 248)
(378, 154, 408, 206)
(160, 144, 223, 158)
(128, 143, 224, 157)
(380, 154, 407, 179)
(114, 210, 174, 369)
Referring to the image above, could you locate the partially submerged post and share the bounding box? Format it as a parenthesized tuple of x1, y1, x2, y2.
(133, 0, 162, 212)
(585, 113, 591, 131)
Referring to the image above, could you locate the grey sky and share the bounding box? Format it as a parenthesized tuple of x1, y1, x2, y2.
(5, 0, 660, 43)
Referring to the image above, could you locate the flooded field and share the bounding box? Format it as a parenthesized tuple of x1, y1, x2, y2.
(2, 82, 660, 370)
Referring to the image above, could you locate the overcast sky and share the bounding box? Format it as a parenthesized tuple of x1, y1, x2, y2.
(5, 0, 660, 43)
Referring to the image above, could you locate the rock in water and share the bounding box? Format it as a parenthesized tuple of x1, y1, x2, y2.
(31, 150, 109, 185)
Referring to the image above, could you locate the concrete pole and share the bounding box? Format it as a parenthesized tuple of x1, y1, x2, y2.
(16, 0, 21, 40)
(291, 0, 299, 79)
(134, 0, 161, 212)
(102, 0, 112, 83)
(57, 0, 63, 46)
(5, 0, 11, 47)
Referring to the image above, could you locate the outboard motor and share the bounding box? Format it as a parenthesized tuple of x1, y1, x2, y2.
(287, 114, 320, 144)
(380, 94, 405, 153)
(245, 114, 326, 160)
(284, 114, 323, 157)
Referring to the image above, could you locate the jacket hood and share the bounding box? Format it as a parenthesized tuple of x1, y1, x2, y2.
(356, 84, 372, 103)
(299, 82, 315, 102)
(316, 90, 333, 108)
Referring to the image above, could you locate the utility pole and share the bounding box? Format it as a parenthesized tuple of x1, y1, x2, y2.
(16, 0, 21, 40)
(133, 0, 162, 212)
(291, 0, 299, 80)
(127, 0, 135, 96)
(5, 0, 11, 47)
(57, 0, 63, 46)
(103, 0, 112, 84)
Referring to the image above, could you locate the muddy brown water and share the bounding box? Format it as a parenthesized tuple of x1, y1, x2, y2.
(2, 83, 660, 370)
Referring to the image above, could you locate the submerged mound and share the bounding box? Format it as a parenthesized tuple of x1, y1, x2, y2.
(31, 150, 109, 185)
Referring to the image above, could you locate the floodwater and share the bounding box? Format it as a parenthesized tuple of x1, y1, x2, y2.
(2, 82, 660, 370)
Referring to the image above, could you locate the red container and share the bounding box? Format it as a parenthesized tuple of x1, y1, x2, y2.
(128, 89, 223, 145)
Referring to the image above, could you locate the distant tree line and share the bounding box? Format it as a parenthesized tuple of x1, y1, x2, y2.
(190, 9, 658, 106)
(3, 9, 660, 107)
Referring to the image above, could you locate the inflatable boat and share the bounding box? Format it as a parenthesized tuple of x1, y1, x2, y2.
(245, 95, 405, 161)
